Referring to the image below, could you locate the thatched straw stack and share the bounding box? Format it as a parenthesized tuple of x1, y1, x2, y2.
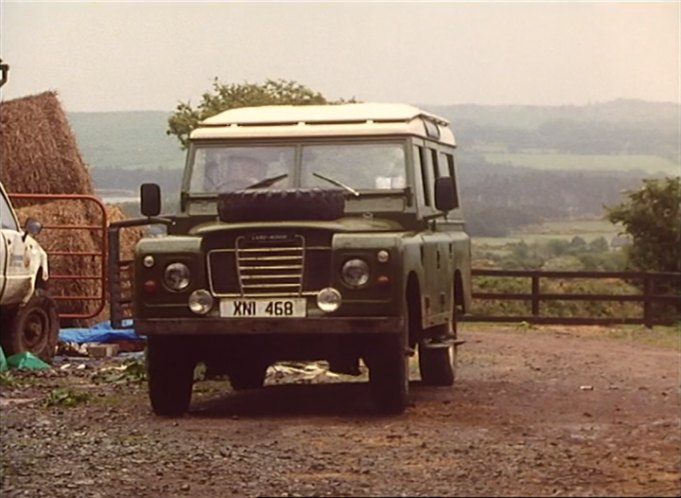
(2, 92, 144, 326)
(0, 91, 93, 197)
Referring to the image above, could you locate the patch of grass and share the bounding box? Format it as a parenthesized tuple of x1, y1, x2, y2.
(473, 218, 621, 249)
(91, 357, 147, 385)
(45, 387, 90, 408)
(0, 371, 20, 388)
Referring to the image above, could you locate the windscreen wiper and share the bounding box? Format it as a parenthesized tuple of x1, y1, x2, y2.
(245, 174, 289, 189)
(312, 172, 360, 197)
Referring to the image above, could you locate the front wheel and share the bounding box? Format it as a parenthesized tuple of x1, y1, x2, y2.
(146, 337, 195, 416)
(1, 289, 59, 363)
(366, 302, 411, 414)
(367, 333, 409, 414)
(419, 302, 458, 386)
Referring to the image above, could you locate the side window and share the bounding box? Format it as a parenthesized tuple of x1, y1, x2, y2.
(438, 152, 450, 177)
(417, 145, 431, 207)
(0, 192, 18, 231)
(430, 149, 440, 179)
(443, 152, 460, 209)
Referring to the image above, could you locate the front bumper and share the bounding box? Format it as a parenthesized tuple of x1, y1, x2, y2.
(135, 316, 403, 336)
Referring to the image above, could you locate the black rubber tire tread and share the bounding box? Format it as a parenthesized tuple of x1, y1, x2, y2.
(146, 336, 195, 417)
(419, 290, 458, 386)
(228, 362, 269, 391)
(367, 333, 409, 415)
(366, 301, 410, 415)
(1, 289, 59, 363)
(418, 339, 456, 386)
(218, 188, 345, 222)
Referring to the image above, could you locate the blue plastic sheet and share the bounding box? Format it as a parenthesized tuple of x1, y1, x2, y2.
(58, 319, 144, 344)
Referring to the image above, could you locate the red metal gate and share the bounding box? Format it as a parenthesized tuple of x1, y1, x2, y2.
(9, 193, 108, 321)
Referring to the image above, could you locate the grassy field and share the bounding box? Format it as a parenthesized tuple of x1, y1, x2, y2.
(481, 152, 679, 176)
(473, 217, 621, 249)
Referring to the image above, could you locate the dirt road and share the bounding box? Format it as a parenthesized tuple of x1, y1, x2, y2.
(1, 325, 679, 497)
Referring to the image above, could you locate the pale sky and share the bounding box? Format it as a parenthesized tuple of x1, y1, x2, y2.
(1, 1, 679, 112)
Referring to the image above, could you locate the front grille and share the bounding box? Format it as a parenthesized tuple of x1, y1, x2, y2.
(236, 234, 304, 296)
(208, 232, 332, 297)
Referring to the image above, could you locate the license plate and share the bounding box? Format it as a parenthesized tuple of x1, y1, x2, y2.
(220, 298, 306, 318)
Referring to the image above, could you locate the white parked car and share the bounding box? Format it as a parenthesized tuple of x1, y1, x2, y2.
(0, 181, 58, 361)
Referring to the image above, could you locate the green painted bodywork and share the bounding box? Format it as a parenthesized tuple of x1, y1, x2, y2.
(133, 134, 472, 349)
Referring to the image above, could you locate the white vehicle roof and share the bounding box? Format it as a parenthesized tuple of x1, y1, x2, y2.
(191, 103, 456, 145)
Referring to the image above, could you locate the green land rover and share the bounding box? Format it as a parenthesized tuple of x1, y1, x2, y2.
(133, 103, 472, 415)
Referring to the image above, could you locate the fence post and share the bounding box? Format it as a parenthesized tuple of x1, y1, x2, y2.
(643, 273, 653, 329)
(108, 225, 122, 329)
(531, 274, 540, 317)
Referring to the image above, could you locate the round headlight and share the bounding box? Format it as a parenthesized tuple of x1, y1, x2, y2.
(317, 287, 342, 313)
(341, 258, 370, 288)
(189, 289, 214, 315)
(164, 262, 191, 291)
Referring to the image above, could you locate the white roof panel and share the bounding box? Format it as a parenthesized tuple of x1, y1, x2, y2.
(191, 103, 455, 145)
(200, 103, 449, 127)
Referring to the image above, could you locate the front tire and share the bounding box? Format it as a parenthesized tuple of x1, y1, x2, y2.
(366, 302, 410, 414)
(146, 337, 195, 416)
(1, 289, 59, 363)
(419, 292, 458, 386)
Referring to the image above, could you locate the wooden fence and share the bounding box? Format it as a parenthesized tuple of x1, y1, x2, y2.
(460, 269, 680, 328)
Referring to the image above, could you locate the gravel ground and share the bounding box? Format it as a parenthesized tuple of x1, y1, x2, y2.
(1, 324, 679, 497)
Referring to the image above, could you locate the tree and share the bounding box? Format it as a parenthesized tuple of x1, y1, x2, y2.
(606, 177, 681, 273)
(167, 78, 354, 148)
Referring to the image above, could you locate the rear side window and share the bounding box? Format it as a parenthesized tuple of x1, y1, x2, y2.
(417, 146, 431, 206)
(430, 149, 440, 178)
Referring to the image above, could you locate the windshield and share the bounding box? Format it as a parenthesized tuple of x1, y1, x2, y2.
(301, 143, 406, 190)
(189, 146, 295, 193)
(187, 142, 406, 193)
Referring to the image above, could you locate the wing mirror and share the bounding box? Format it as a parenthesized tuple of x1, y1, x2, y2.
(140, 183, 161, 217)
(22, 217, 42, 240)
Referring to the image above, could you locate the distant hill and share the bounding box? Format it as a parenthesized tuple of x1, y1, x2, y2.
(68, 111, 185, 170)
(422, 100, 680, 166)
(423, 99, 680, 129)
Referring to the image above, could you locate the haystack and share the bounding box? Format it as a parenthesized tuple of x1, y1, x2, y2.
(3, 92, 144, 326)
(0, 91, 93, 197)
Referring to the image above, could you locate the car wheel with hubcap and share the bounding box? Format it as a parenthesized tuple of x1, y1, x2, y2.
(2, 289, 59, 362)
